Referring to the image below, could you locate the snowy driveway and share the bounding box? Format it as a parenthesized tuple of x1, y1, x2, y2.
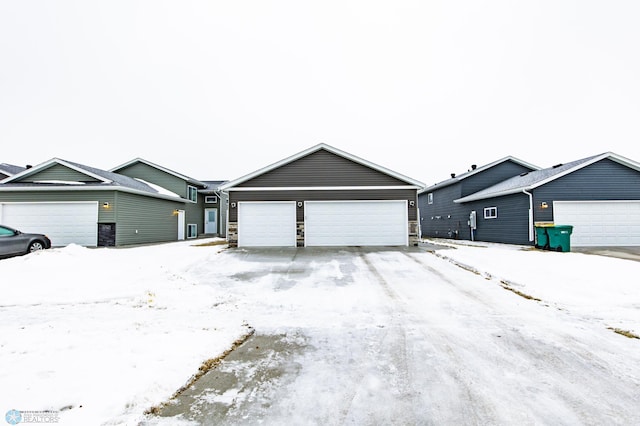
(150, 247, 640, 425)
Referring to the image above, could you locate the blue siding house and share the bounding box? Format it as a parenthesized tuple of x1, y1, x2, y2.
(454, 152, 640, 247)
(418, 157, 538, 241)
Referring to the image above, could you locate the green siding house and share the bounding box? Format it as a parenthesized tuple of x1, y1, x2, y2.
(0, 158, 223, 247)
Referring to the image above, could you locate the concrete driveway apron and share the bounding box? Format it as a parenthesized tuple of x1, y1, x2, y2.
(146, 247, 640, 425)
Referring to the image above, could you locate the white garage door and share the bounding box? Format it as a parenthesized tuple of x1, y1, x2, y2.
(554, 201, 640, 246)
(0, 202, 98, 247)
(237, 201, 296, 247)
(305, 200, 407, 246)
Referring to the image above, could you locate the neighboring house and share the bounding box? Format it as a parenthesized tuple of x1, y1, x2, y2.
(0, 163, 26, 180)
(418, 157, 539, 241)
(441, 152, 640, 247)
(0, 158, 208, 247)
(219, 143, 425, 247)
(109, 158, 227, 239)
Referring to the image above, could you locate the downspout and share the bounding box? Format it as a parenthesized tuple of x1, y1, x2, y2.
(215, 188, 229, 239)
(523, 189, 534, 242)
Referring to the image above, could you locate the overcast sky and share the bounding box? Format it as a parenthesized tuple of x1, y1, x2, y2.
(1, 1, 639, 186)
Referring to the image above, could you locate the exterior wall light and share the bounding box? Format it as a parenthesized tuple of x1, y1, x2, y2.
(231, 202, 237, 208)
(409, 200, 415, 207)
(297, 201, 303, 208)
(541, 202, 549, 209)
(102, 202, 110, 208)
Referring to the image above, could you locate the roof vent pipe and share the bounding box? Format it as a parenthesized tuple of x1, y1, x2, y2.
(471, 164, 477, 170)
(26, 164, 32, 169)
(451, 173, 456, 178)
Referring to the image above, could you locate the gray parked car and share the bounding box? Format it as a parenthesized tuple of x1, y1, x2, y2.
(0, 224, 52, 259)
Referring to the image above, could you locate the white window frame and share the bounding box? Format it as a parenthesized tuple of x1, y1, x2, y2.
(187, 223, 197, 238)
(427, 193, 433, 205)
(188, 186, 198, 202)
(205, 195, 218, 204)
(484, 207, 498, 219)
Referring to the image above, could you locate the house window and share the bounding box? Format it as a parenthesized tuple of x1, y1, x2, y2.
(187, 224, 197, 238)
(188, 186, 197, 202)
(205, 195, 218, 204)
(484, 207, 498, 219)
(427, 193, 433, 204)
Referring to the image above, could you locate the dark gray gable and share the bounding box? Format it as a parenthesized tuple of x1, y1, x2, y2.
(237, 148, 409, 187)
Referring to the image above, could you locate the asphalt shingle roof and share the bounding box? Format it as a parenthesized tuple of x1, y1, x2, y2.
(454, 154, 603, 203)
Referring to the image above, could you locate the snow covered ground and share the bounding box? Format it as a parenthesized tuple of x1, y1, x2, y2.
(1, 239, 639, 425)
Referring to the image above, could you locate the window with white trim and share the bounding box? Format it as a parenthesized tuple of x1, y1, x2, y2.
(427, 193, 433, 204)
(205, 195, 218, 204)
(484, 207, 498, 219)
(188, 186, 198, 202)
(187, 224, 197, 238)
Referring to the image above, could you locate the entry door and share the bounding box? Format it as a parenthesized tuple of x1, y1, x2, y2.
(177, 210, 185, 240)
(205, 208, 218, 234)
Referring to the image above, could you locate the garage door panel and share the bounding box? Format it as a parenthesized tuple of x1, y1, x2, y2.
(0, 202, 98, 247)
(238, 202, 296, 247)
(554, 201, 640, 247)
(305, 200, 407, 247)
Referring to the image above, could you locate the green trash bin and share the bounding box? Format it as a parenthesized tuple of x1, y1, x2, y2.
(535, 226, 549, 249)
(546, 225, 573, 252)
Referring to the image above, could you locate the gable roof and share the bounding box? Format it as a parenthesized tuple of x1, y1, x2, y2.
(418, 156, 540, 194)
(109, 158, 206, 187)
(454, 152, 640, 203)
(219, 143, 425, 190)
(0, 163, 27, 179)
(0, 158, 183, 200)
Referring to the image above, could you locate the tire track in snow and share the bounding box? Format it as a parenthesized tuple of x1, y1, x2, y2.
(395, 250, 640, 425)
(366, 250, 500, 424)
(335, 249, 417, 425)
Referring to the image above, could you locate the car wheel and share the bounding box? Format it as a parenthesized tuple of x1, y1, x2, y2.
(28, 241, 45, 252)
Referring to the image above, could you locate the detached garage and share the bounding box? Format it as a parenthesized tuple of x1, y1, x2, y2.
(219, 144, 425, 248)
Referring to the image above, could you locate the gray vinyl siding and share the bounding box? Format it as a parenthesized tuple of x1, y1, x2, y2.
(184, 192, 204, 236)
(465, 193, 531, 245)
(115, 163, 193, 199)
(460, 162, 534, 197)
(238, 150, 409, 187)
(419, 183, 466, 239)
(533, 158, 640, 223)
(419, 161, 536, 240)
(17, 164, 101, 183)
(113, 192, 185, 245)
(229, 189, 418, 222)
